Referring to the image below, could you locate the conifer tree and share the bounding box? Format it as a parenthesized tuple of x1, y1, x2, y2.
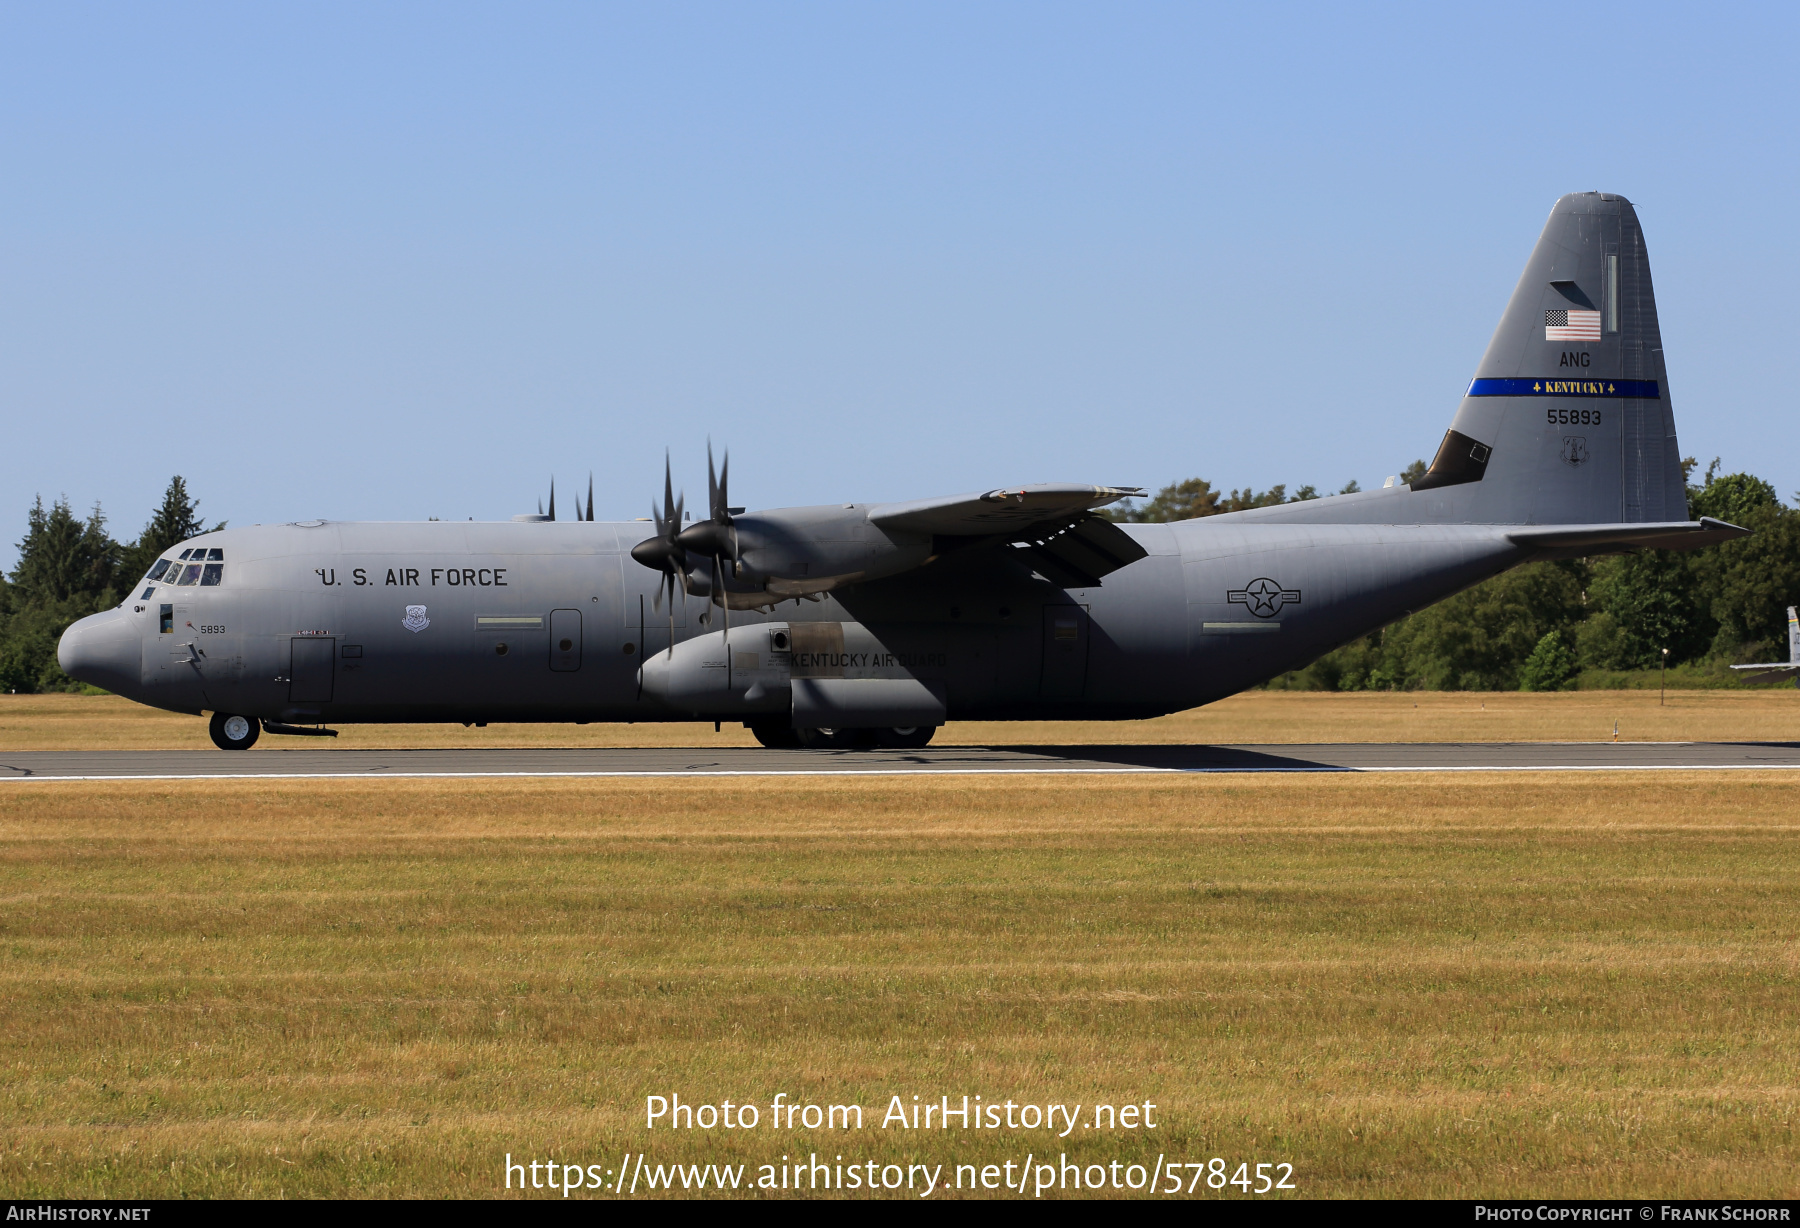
(120, 476, 223, 580)
(10, 496, 119, 606)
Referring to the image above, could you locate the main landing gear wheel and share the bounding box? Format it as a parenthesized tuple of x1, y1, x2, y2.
(747, 718, 803, 749)
(209, 712, 261, 751)
(876, 725, 937, 750)
(796, 726, 879, 750)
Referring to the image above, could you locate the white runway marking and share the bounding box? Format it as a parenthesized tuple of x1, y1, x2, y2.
(8, 762, 1800, 782)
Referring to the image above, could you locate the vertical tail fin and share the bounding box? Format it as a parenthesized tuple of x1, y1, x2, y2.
(1414, 192, 1684, 525)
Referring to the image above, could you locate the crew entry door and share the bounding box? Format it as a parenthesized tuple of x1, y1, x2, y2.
(550, 609, 582, 672)
(289, 637, 336, 703)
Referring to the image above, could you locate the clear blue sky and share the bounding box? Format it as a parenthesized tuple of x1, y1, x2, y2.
(4, 2, 1795, 566)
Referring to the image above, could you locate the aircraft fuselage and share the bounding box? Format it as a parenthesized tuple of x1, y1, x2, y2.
(64, 510, 1531, 726)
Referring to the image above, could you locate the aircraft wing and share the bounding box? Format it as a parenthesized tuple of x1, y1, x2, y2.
(1730, 663, 1800, 684)
(1506, 517, 1749, 553)
(870, 484, 1150, 589)
(869, 484, 1143, 535)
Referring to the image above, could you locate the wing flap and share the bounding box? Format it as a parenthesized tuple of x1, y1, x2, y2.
(1010, 516, 1149, 588)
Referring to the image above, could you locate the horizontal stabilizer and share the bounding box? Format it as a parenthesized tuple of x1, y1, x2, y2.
(1506, 517, 1748, 553)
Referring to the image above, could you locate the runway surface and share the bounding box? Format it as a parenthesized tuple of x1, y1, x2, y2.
(4, 741, 1800, 780)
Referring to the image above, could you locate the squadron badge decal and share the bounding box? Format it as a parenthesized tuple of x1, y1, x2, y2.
(1228, 578, 1301, 618)
(402, 604, 431, 633)
(1561, 435, 1589, 467)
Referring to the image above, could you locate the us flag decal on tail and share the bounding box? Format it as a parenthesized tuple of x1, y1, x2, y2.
(1545, 309, 1601, 340)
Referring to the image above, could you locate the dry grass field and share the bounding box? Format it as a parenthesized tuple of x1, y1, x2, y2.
(4, 767, 1800, 1199)
(3, 687, 1798, 751)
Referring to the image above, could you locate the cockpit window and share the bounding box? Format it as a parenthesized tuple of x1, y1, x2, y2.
(151, 546, 223, 584)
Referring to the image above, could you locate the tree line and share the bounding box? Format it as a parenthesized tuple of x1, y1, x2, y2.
(6, 463, 1796, 695)
(1109, 459, 1800, 691)
(1, 478, 219, 693)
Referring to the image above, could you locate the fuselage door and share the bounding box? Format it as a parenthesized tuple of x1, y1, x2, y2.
(289, 637, 336, 703)
(1039, 604, 1090, 701)
(550, 609, 582, 672)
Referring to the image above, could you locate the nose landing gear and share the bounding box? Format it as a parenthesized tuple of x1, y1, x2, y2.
(208, 712, 260, 751)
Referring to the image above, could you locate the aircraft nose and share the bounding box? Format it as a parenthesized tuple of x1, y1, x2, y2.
(57, 609, 140, 694)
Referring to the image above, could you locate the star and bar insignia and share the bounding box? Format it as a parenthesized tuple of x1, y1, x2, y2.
(1227, 578, 1301, 618)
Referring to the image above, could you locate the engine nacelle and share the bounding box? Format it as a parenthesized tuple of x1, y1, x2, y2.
(637, 623, 793, 715)
(730, 507, 934, 599)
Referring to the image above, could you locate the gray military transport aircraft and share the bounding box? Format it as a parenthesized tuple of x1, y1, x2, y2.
(1730, 608, 1800, 685)
(59, 192, 1748, 751)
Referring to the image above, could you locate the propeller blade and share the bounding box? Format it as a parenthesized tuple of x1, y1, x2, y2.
(706, 440, 720, 522)
(718, 553, 731, 690)
(586, 472, 595, 522)
(548, 478, 555, 522)
(717, 448, 739, 570)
